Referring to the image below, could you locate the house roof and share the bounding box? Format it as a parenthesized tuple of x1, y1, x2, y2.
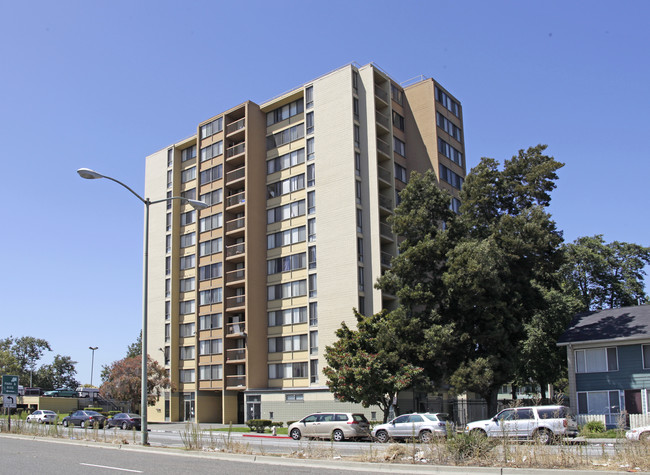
(557, 305, 650, 346)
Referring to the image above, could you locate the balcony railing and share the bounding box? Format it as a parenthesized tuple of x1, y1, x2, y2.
(375, 85, 389, 103)
(377, 138, 390, 157)
(381, 251, 393, 267)
(226, 375, 246, 387)
(226, 242, 245, 257)
(375, 110, 390, 130)
(226, 191, 245, 208)
(225, 216, 245, 233)
(226, 166, 245, 183)
(226, 348, 246, 361)
(380, 222, 393, 238)
(378, 195, 393, 211)
(226, 142, 245, 158)
(378, 166, 392, 183)
(226, 118, 245, 135)
(226, 268, 245, 282)
(226, 294, 245, 309)
(226, 322, 245, 335)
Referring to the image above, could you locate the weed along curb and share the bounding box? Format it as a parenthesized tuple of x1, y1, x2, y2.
(242, 433, 291, 439)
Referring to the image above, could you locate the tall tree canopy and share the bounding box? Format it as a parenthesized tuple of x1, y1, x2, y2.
(34, 355, 79, 390)
(12, 336, 52, 387)
(323, 311, 424, 422)
(561, 235, 650, 311)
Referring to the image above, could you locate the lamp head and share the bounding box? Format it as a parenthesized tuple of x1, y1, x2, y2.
(77, 168, 105, 180)
(186, 199, 210, 211)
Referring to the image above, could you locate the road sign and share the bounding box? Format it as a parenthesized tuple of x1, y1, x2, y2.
(2, 394, 16, 408)
(2, 375, 19, 395)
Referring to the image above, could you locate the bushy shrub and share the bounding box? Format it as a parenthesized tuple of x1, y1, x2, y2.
(445, 432, 494, 462)
(582, 420, 606, 434)
(246, 419, 273, 433)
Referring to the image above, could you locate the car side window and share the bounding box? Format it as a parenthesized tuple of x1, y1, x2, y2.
(496, 409, 515, 421)
(318, 414, 333, 422)
(303, 415, 318, 423)
(393, 415, 409, 424)
(335, 414, 348, 422)
(516, 409, 534, 420)
(408, 415, 423, 423)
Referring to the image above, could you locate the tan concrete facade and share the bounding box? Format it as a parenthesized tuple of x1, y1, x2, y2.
(144, 63, 466, 425)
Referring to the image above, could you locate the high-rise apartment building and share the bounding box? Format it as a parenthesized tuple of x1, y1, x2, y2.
(144, 63, 465, 423)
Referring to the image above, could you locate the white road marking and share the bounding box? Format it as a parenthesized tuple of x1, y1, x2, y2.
(80, 463, 143, 473)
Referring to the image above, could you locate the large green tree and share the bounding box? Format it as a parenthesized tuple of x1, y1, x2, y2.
(323, 311, 424, 422)
(34, 355, 80, 390)
(561, 235, 650, 311)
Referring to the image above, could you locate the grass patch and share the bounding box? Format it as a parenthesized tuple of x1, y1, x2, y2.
(580, 429, 625, 439)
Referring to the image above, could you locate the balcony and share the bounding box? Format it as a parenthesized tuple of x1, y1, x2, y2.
(380, 222, 394, 242)
(226, 268, 245, 284)
(226, 322, 246, 336)
(375, 110, 390, 132)
(226, 142, 245, 159)
(226, 375, 246, 389)
(377, 165, 392, 186)
(226, 348, 246, 362)
(225, 217, 245, 235)
(226, 118, 245, 136)
(377, 138, 390, 160)
(226, 242, 245, 261)
(375, 85, 389, 105)
(226, 294, 245, 311)
(226, 191, 245, 209)
(226, 166, 245, 186)
(381, 251, 393, 268)
(378, 195, 393, 213)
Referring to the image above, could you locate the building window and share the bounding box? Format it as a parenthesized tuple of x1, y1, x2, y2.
(199, 263, 223, 281)
(268, 334, 308, 353)
(309, 274, 317, 298)
(267, 280, 307, 301)
(439, 164, 464, 190)
(310, 331, 318, 355)
(167, 148, 173, 167)
(392, 111, 404, 131)
(167, 191, 173, 210)
(200, 141, 223, 162)
(310, 360, 319, 383)
(181, 145, 197, 162)
(199, 364, 223, 381)
(199, 313, 223, 330)
(306, 111, 314, 135)
(358, 266, 365, 292)
(308, 246, 317, 269)
(199, 237, 222, 257)
(166, 234, 172, 253)
(438, 137, 463, 167)
(309, 302, 318, 326)
(167, 169, 173, 189)
(643, 345, 650, 369)
(357, 238, 363, 263)
(165, 278, 171, 297)
(199, 288, 223, 305)
(354, 125, 360, 149)
(286, 393, 304, 402)
(358, 296, 365, 315)
(267, 148, 305, 174)
(200, 188, 222, 206)
(393, 137, 406, 157)
(267, 252, 307, 275)
(353, 98, 360, 119)
(307, 191, 315, 214)
(450, 197, 461, 214)
(577, 391, 620, 416)
(307, 138, 315, 161)
(164, 346, 170, 365)
(179, 322, 195, 338)
(307, 164, 315, 187)
(267, 174, 305, 198)
(266, 99, 304, 126)
(268, 307, 307, 326)
(165, 256, 171, 276)
(180, 210, 196, 226)
(575, 348, 619, 373)
(200, 117, 223, 139)
(166, 213, 172, 231)
(308, 218, 316, 242)
(436, 112, 462, 142)
(180, 232, 195, 249)
(355, 180, 362, 204)
(180, 277, 195, 292)
(266, 124, 305, 150)
(180, 346, 195, 360)
(268, 362, 308, 379)
(352, 71, 359, 92)
(267, 200, 306, 224)
(165, 323, 170, 342)
(199, 213, 223, 232)
(199, 338, 223, 355)
(179, 300, 195, 315)
(305, 86, 313, 109)
(395, 163, 408, 183)
(199, 164, 223, 184)
(165, 300, 171, 319)
(435, 85, 460, 117)
(391, 84, 403, 105)
(180, 254, 195, 270)
(355, 152, 361, 176)
(356, 208, 363, 233)
(179, 369, 195, 383)
(267, 226, 306, 250)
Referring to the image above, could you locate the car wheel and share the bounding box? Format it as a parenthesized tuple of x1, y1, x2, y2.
(419, 430, 433, 443)
(38, 419, 44, 424)
(80, 421, 86, 429)
(534, 428, 553, 445)
(122, 422, 128, 430)
(470, 428, 486, 438)
(639, 431, 650, 442)
(332, 429, 344, 442)
(375, 430, 390, 443)
(290, 428, 301, 440)
(63, 420, 69, 427)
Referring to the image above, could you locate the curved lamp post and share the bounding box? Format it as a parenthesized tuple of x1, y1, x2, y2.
(77, 168, 208, 445)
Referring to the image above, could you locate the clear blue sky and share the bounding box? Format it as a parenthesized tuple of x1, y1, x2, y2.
(1, 0, 648, 387)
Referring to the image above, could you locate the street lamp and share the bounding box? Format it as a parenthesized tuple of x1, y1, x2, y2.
(77, 167, 208, 445)
(89, 346, 98, 387)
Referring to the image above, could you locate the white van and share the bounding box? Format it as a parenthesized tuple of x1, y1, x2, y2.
(76, 387, 100, 398)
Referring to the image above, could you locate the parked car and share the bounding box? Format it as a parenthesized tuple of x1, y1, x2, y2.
(26, 410, 58, 424)
(465, 405, 578, 444)
(372, 413, 450, 443)
(288, 412, 370, 441)
(106, 413, 141, 430)
(43, 388, 78, 398)
(62, 410, 106, 428)
(626, 425, 650, 441)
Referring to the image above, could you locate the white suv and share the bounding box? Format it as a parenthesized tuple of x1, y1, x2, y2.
(465, 405, 578, 444)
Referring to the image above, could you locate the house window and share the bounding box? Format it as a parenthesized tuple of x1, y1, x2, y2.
(438, 137, 463, 167)
(308, 246, 317, 269)
(307, 164, 315, 187)
(268, 334, 308, 353)
(267, 253, 306, 275)
(267, 279, 307, 301)
(167, 148, 173, 167)
(355, 152, 361, 176)
(310, 331, 318, 355)
(435, 85, 460, 117)
(352, 71, 359, 92)
(199, 213, 223, 232)
(357, 238, 363, 263)
(307, 191, 315, 214)
(286, 393, 304, 402)
(439, 164, 464, 190)
(199, 164, 223, 184)
(436, 112, 462, 142)
(577, 390, 620, 415)
(356, 208, 363, 233)
(358, 266, 365, 292)
(575, 348, 619, 373)
(266, 124, 305, 150)
(167, 170, 173, 188)
(179, 300, 195, 315)
(267, 200, 306, 224)
(165, 323, 170, 342)
(267, 174, 305, 198)
(643, 345, 650, 369)
(199, 339, 223, 355)
(355, 180, 362, 204)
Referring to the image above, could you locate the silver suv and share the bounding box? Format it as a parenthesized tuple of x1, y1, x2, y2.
(372, 413, 450, 443)
(288, 412, 370, 441)
(465, 405, 578, 444)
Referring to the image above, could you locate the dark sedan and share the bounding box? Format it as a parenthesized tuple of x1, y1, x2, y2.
(106, 413, 141, 430)
(62, 410, 106, 428)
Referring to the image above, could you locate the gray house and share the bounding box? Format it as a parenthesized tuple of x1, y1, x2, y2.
(558, 305, 650, 426)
